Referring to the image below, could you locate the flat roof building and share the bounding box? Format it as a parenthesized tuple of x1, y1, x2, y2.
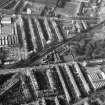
(29, 0, 58, 7)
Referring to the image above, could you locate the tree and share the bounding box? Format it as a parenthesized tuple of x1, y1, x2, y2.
(0, 47, 8, 65)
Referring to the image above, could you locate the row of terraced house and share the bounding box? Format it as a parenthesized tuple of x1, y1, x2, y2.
(0, 15, 65, 64)
(16, 15, 65, 59)
(0, 62, 105, 105)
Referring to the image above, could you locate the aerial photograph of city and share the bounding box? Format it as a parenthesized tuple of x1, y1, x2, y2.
(1, 0, 105, 105)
